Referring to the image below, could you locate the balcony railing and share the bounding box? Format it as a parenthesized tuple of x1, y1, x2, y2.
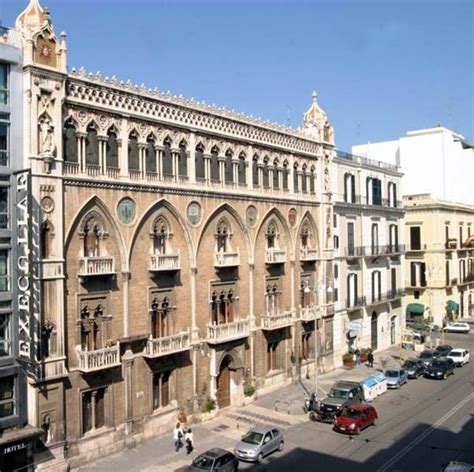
(106, 166, 120, 179)
(86, 164, 101, 177)
(77, 345, 121, 373)
(346, 296, 366, 310)
(64, 161, 80, 175)
(207, 319, 250, 344)
(261, 311, 294, 330)
(343, 246, 364, 258)
(406, 244, 427, 252)
(78, 256, 115, 277)
(214, 251, 240, 268)
(300, 247, 319, 262)
(149, 253, 180, 272)
(144, 331, 191, 358)
(265, 248, 286, 264)
(299, 306, 321, 321)
(459, 274, 474, 285)
(0, 150, 9, 166)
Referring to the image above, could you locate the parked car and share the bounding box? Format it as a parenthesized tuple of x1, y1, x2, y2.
(440, 461, 474, 471)
(436, 345, 453, 357)
(444, 322, 471, 334)
(333, 403, 378, 435)
(402, 358, 426, 378)
(234, 426, 284, 463)
(424, 357, 455, 379)
(446, 348, 470, 366)
(187, 449, 238, 472)
(384, 368, 408, 389)
(311, 381, 364, 423)
(419, 349, 441, 367)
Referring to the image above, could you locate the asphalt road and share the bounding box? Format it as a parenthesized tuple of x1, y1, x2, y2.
(241, 329, 474, 472)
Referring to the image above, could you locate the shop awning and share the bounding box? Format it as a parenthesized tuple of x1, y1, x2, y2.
(446, 300, 459, 313)
(407, 303, 425, 315)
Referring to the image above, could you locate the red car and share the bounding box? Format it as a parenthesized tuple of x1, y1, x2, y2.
(333, 403, 378, 434)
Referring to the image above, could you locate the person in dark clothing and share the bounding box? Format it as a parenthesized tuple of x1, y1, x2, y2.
(367, 351, 374, 368)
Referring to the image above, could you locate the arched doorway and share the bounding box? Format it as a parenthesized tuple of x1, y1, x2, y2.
(371, 312, 378, 350)
(216, 355, 231, 408)
(390, 316, 396, 345)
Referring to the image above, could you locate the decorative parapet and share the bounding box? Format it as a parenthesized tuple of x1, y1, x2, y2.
(144, 331, 191, 358)
(77, 345, 120, 373)
(78, 256, 115, 276)
(261, 311, 294, 330)
(207, 319, 250, 344)
(299, 306, 321, 321)
(149, 253, 180, 272)
(300, 247, 319, 261)
(214, 251, 240, 268)
(265, 248, 286, 264)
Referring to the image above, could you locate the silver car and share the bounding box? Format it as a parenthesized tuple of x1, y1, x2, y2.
(233, 426, 284, 463)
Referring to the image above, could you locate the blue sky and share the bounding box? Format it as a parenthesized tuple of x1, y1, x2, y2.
(2, 0, 473, 150)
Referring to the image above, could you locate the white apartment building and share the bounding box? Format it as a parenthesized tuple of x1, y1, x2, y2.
(352, 126, 474, 205)
(332, 151, 405, 361)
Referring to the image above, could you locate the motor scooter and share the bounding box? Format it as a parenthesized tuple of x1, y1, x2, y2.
(303, 392, 318, 414)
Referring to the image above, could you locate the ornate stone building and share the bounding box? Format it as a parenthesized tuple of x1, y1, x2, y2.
(14, 1, 335, 468)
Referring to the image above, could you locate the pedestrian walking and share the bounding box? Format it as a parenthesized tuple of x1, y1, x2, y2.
(185, 428, 194, 455)
(355, 349, 361, 366)
(173, 422, 184, 452)
(367, 350, 374, 368)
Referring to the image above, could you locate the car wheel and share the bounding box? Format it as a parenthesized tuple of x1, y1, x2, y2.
(278, 441, 284, 452)
(257, 453, 264, 464)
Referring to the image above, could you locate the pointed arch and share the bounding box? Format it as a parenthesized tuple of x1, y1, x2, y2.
(196, 203, 251, 259)
(296, 210, 320, 253)
(255, 207, 293, 257)
(128, 199, 194, 267)
(65, 195, 127, 271)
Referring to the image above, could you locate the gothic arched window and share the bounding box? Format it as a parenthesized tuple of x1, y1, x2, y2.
(252, 155, 259, 188)
(282, 161, 289, 190)
(106, 128, 119, 169)
(301, 224, 310, 249)
(293, 163, 299, 192)
(273, 159, 279, 189)
(178, 140, 187, 177)
(146, 134, 156, 173)
(216, 218, 231, 253)
(150, 296, 170, 339)
(195, 143, 205, 180)
(225, 150, 233, 184)
(262, 157, 269, 188)
(210, 146, 219, 182)
(86, 124, 99, 166)
(301, 164, 308, 193)
(162, 137, 173, 177)
(266, 221, 278, 249)
(238, 153, 246, 185)
(63, 121, 77, 162)
(128, 131, 139, 171)
(152, 217, 170, 255)
(41, 220, 54, 259)
(81, 213, 107, 257)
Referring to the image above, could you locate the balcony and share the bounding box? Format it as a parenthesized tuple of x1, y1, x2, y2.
(261, 311, 294, 330)
(458, 274, 474, 286)
(299, 306, 321, 321)
(384, 244, 405, 255)
(77, 345, 121, 373)
(78, 256, 115, 277)
(343, 246, 364, 258)
(207, 319, 250, 344)
(346, 296, 366, 311)
(149, 253, 180, 272)
(214, 251, 240, 268)
(406, 244, 427, 253)
(144, 331, 191, 358)
(300, 247, 319, 262)
(265, 248, 286, 264)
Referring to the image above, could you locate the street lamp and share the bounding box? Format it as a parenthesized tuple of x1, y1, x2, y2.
(313, 280, 333, 401)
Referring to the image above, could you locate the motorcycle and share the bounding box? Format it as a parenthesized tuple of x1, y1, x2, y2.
(303, 393, 318, 414)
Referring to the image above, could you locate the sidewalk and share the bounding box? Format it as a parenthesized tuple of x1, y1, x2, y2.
(79, 345, 404, 472)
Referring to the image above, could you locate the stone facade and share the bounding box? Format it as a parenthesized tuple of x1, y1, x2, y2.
(332, 151, 405, 363)
(13, 1, 336, 469)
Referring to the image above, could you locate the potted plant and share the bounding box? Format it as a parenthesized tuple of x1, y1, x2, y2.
(360, 348, 370, 363)
(342, 352, 355, 368)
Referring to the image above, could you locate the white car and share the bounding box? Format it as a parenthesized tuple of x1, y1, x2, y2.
(447, 349, 470, 366)
(444, 322, 471, 334)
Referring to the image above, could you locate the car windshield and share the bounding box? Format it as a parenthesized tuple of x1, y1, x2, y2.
(431, 361, 445, 368)
(328, 388, 349, 399)
(420, 352, 433, 359)
(342, 408, 362, 418)
(241, 432, 263, 445)
(192, 455, 214, 470)
(449, 352, 461, 357)
(385, 370, 399, 378)
(404, 361, 416, 368)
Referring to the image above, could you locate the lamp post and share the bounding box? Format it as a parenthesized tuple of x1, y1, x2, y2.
(313, 280, 333, 400)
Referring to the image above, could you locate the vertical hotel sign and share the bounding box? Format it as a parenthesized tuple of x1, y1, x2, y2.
(15, 169, 39, 372)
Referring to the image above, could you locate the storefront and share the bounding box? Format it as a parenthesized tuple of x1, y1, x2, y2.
(0, 425, 43, 471)
(406, 303, 425, 322)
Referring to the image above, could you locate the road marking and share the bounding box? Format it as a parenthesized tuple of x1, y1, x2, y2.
(376, 392, 474, 472)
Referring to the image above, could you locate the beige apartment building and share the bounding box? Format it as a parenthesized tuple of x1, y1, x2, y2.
(404, 194, 474, 327)
(332, 151, 405, 361)
(11, 1, 337, 469)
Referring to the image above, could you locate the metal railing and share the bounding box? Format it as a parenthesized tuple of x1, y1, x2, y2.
(343, 246, 364, 257)
(77, 345, 120, 372)
(145, 331, 191, 357)
(265, 248, 286, 264)
(346, 296, 366, 309)
(207, 319, 250, 343)
(149, 253, 180, 271)
(214, 251, 240, 267)
(78, 256, 115, 276)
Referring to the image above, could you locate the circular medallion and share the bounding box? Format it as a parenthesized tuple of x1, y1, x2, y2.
(246, 205, 258, 228)
(41, 196, 54, 213)
(117, 197, 136, 225)
(187, 201, 202, 226)
(288, 208, 297, 227)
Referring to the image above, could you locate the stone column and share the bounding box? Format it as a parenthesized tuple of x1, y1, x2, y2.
(246, 146, 253, 187)
(122, 349, 134, 435)
(98, 136, 107, 174)
(218, 156, 225, 187)
(172, 149, 179, 182)
(232, 158, 239, 187)
(290, 260, 296, 311)
(204, 154, 211, 183)
(191, 267, 198, 339)
(289, 155, 295, 194)
(188, 133, 196, 184)
(268, 165, 274, 190)
(257, 164, 263, 189)
(123, 271, 131, 337)
(77, 132, 86, 173)
(156, 146, 163, 180)
(278, 167, 283, 190)
(119, 118, 129, 177)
